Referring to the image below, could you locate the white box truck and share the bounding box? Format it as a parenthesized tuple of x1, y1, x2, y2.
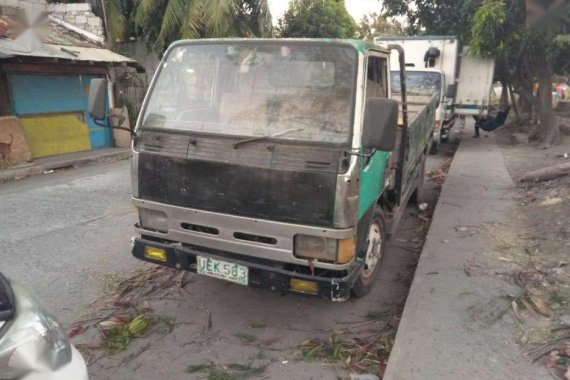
(375, 35, 495, 150)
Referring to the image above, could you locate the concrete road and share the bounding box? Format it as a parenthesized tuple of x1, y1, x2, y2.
(0, 150, 448, 379)
(0, 161, 142, 325)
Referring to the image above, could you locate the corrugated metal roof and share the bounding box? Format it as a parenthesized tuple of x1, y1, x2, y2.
(0, 29, 72, 59)
(0, 8, 139, 67)
(46, 44, 136, 63)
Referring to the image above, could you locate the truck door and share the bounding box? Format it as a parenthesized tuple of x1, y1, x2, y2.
(358, 53, 391, 219)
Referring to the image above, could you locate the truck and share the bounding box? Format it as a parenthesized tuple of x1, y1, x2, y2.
(375, 36, 495, 150)
(87, 39, 437, 301)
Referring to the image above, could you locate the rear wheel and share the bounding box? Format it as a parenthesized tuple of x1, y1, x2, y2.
(440, 126, 450, 143)
(352, 207, 387, 298)
(410, 157, 426, 205)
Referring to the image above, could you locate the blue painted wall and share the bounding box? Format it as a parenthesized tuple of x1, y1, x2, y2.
(8, 74, 112, 149)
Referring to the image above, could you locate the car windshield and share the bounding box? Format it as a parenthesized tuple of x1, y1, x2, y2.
(141, 42, 357, 144)
(391, 71, 442, 96)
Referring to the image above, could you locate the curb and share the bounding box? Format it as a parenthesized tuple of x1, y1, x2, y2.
(383, 136, 549, 379)
(0, 150, 131, 182)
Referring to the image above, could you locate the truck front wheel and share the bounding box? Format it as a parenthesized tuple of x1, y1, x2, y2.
(352, 207, 387, 297)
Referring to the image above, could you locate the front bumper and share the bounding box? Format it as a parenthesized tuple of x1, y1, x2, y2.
(132, 238, 363, 301)
(134, 198, 355, 271)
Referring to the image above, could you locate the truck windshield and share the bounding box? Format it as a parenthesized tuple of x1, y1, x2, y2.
(141, 42, 357, 144)
(391, 71, 441, 96)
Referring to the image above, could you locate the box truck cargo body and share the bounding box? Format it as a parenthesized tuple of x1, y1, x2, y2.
(376, 36, 495, 146)
(454, 51, 495, 116)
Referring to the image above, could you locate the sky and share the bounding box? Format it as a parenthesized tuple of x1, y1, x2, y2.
(267, 0, 383, 24)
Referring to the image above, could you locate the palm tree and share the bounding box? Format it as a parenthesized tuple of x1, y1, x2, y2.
(133, 0, 273, 52)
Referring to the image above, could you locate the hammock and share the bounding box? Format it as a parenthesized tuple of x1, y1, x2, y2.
(476, 106, 511, 132)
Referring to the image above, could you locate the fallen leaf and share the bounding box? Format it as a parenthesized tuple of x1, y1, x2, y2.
(529, 295, 551, 317)
(520, 297, 538, 319)
(67, 324, 85, 338)
(565, 366, 570, 380)
(512, 301, 524, 323)
(99, 320, 122, 330)
(545, 351, 560, 368)
(540, 197, 563, 206)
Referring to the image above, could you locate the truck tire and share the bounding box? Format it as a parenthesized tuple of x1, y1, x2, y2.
(440, 126, 450, 143)
(352, 207, 387, 298)
(410, 157, 426, 205)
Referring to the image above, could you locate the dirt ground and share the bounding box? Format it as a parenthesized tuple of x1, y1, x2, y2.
(70, 146, 457, 380)
(493, 120, 570, 379)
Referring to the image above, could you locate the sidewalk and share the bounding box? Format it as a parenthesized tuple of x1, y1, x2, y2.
(0, 147, 131, 182)
(384, 136, 549, 379)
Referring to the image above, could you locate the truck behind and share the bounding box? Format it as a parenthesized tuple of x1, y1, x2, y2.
(375, 35, 495, 150)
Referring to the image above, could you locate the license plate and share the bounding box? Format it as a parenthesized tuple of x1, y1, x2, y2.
(196, 256, 248, 286)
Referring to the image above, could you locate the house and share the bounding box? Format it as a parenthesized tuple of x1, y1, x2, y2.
(0, 2, 142, 164)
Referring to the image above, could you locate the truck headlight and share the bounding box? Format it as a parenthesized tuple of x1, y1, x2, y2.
(139, 208, 168, 233)
(0, 284, 72, 378)
(294, 235, 356, 264)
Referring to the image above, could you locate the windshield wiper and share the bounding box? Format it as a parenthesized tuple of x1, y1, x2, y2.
(233, 128, 304, 149)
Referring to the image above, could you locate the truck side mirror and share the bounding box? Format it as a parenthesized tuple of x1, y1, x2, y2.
(445, 84, 456, 98)
(88, 78, 108, 120)
(362, 98, 399, 151)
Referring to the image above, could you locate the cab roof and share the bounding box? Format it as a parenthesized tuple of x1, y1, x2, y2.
(169, 38, 390, 55)
(392, 68, 444, 74)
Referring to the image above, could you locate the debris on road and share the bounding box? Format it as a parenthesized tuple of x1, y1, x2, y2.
(427, 155, 454, 184)
(186, 362, 266, 379)
(72, 265, 182, 359)
(497, 123, 570, 378)
(300, 314, 396, 377)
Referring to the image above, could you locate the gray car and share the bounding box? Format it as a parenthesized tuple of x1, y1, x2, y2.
(0, 273, 88, 380)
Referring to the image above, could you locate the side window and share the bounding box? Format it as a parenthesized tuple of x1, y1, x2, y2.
(366, 56, 388, 99)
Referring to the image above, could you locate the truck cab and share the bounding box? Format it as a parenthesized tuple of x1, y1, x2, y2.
(88, 39, 436, 301)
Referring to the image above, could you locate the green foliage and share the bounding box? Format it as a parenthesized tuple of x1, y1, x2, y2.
(355, 12, 404, 40)
(133, 0, 273, 52)
(383, 0, 570, 143)
(382, 0, 482, 42)
(234, 332, 257, 342)
(469, 0, 507, 58)
(105, 0, 137, 43)
(277, 0, 357, 38)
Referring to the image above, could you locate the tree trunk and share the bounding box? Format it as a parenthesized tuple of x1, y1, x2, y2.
(536, 57, 560, 145)
(519, 162, 570, 182)
(512, 73, 534, 120)
(508, 82, 521, 124)
(501, 81, 509, 109)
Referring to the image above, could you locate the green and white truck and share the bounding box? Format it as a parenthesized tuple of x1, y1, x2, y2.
(88, 39, 437, 301)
